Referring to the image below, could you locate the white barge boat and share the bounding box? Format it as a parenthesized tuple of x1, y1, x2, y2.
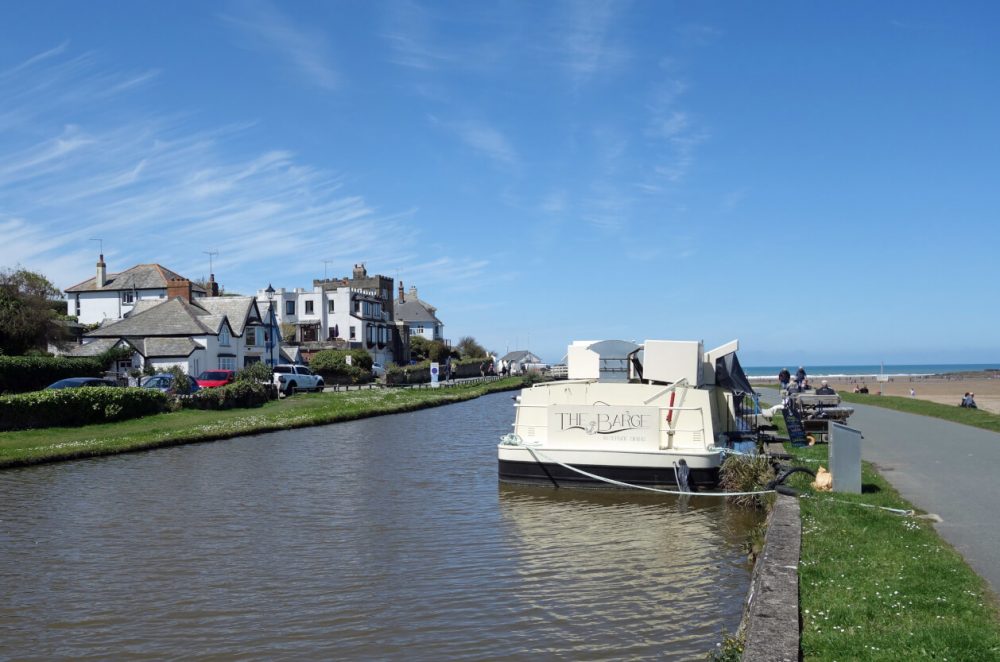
(498, 339, 758, 489)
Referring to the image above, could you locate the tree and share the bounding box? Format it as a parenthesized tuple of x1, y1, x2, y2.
(409, 335, 453, 363)
(456, 336, 487, 359)
(0, 267, 65, 355)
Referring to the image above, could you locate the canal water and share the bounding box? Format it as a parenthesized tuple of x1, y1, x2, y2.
(0, 392, 761, 660)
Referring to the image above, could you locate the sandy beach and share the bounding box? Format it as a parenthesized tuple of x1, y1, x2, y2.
(813, 373, 1000, 415)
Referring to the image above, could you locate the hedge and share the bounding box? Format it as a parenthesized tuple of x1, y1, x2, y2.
(0, 356, 105, 394)
(184, 381, 275, 410)
(0, 387, 168, 431)
(309, 349, 372, 383)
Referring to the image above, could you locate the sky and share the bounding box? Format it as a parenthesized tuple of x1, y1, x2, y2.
(2, 1, 999, 365)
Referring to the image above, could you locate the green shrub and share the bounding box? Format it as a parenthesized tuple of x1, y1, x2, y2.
(236, 361, 273, 383)
(0, 387, 168, 430)
(309, 349, 371, 383)
(184, 380, 274, 410)
(0, 355, 104, 394)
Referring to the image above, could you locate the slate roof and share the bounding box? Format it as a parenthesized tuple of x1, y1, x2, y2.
(66, 338, 128, 357)
(395, 297, 441, 325)
(501, 350, 541, 364)
(86, 297, 225, 338)
(66, 263, 207, 294)
(197, 297, 259, 336)
(138, 337, 201, 358)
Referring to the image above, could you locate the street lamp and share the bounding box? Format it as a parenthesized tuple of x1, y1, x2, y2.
(265, 283, 276, 366)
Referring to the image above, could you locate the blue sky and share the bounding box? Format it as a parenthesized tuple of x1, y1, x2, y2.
(2, 1, 998, 365)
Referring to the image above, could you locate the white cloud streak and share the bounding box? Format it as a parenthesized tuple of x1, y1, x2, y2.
(0, 47, 489, 295)
(220, 0, 339, 91)
(554, 0, 629, 87)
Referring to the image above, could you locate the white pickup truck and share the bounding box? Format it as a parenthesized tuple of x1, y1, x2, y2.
(272, 364, 325, 395)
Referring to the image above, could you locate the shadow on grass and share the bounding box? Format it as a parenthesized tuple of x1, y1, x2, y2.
(861, 483, 882, 494)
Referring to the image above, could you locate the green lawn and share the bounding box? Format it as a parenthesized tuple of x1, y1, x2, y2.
(0, 378, 526, 468)
(773, 413, 1000, 660)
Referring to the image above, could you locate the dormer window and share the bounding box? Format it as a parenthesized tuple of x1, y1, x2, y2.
(122, 291, 135, 305)
(219, 326, 231, 346)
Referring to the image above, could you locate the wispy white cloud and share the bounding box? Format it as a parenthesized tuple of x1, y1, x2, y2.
(430, 116, 518, 166)
(0, 47, 488, 295)
(381, 1, 456, 71)
(553, 0, 629, 87)
(220, 0, 339, 91)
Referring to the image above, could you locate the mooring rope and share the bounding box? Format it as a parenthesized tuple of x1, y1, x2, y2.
(510, 439, 775, 498)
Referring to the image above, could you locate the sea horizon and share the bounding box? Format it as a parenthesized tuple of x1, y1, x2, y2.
(743, 363, 1000, 379)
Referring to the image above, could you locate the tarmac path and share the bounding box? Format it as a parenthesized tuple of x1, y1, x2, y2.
(761, 388, 1000, 598)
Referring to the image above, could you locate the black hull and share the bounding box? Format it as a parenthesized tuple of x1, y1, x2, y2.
(498, 459, 720, 490)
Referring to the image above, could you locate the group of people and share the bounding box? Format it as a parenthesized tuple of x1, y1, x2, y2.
(960, 392, 978, 408)
(852, 384, 870, 394)
(777, 366, 837, 395)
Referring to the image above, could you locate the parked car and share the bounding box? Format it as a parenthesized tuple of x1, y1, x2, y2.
(195, 370, 236, 389)
(272, 364, 324, 395)
(371, 362, 386, 378)
(46, 377, 120, 389)
(141, 373, 201, 394)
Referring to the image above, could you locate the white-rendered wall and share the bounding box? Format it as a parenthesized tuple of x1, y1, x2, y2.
(643, 340, 704, 385)
(567, 345, 600, 379)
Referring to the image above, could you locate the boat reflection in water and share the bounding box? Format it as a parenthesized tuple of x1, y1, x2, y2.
(497, 482, 763, 660)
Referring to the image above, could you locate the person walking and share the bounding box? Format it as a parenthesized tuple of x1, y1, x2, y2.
(778, 368, 791, 391)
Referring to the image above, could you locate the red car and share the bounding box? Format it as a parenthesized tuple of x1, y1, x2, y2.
(195, 370, 236, 388)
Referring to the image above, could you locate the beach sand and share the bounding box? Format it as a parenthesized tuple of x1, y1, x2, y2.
(816, 373, 1000, 415)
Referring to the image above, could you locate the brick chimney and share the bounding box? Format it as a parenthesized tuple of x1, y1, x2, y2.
(352, 263, 367, 279)
(167, 277, 192, 302)
(96, 254, 107, 288)
(398, 281, 405, 303)
(208, 274, 219, 297)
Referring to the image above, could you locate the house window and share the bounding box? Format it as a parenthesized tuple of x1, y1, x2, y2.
(218, 357, 236, 371)
(354, 300, 361, 314)
(246, 328, 257, 346)
(219, 326, 231, 346)
(305, 300, 314, 315)
(122, 291, 135, 305)
(75, 297, 80, 316)
(328, 299, 335, 313)
(285, 300, 296, 316)
(414, 325, 424, 333)
(349, 326, 356, 340)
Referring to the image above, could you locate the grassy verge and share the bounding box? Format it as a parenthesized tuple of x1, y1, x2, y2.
(0, 377, 527, 469)
(839, 391, 1000, 434)
(774, 413, 1000, 659)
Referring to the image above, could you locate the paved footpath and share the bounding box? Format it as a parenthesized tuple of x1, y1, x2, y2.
(762, 389, 1000, 598)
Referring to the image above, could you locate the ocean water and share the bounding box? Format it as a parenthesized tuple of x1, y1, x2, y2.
(744, 363, 1000, 378)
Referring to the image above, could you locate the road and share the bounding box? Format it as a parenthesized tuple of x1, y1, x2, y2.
(761, 388, 1000, 597)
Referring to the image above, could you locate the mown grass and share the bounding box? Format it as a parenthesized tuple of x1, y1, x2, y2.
(838, 391, 1000, 434)
(774, 412, 1000, 660)
(0, 378, 527, 469)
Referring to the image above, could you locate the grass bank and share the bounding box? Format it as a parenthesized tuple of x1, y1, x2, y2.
(772, 413, 1000, 660)
(838, 390, 1000, 434)
(0, 377, 528, 469)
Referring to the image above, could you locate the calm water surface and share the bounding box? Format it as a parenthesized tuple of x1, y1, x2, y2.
(0, 392, 761, 660)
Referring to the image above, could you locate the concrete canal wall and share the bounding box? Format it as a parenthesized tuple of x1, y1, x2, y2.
(741, 494, 801, 661)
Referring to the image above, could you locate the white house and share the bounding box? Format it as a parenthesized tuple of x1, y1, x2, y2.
(65, 254, 211, 325)
(69, 281, 278, 375)
(394, 283, 445, 344)
(257, 263, 404, 366)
